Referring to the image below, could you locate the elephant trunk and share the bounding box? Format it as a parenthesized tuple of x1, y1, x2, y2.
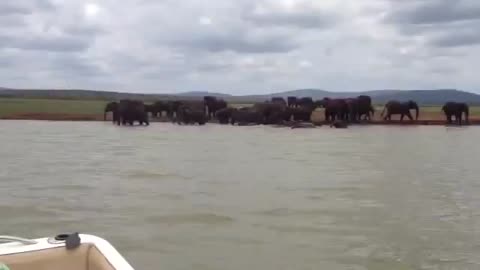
(414, 104, 419, 120)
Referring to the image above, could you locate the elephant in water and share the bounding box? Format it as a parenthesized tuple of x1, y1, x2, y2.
(231, 108, 264, 125)
(356, 95, 374, 121)
(287, 96, 298, 107)
(104, 102, 119, 122)
(271, 97, 287, 106)
(330, 120, 348, 128)
(442, 102, 469, 125)
(291, 122, 316, 129)
(149, 101, 172, 118)
(204, 96, 227, 120)
(253, 102, 287, 125)
(296, 97, 315, 109)
(215, 107, 236, 124)
(318, 98, 349, 122)
(176, 105, 206, 125)
(168, 100, 205, 121)
(381, 100, 419, 121)
(117, 100, 149, 126)
(285, 107, 314, 122)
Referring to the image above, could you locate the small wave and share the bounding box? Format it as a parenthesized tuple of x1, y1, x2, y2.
(265, 224, 324, 234)
(28, 184, 93, 192)
(146, 213, 234, 225)
(127, 170, 186, 180)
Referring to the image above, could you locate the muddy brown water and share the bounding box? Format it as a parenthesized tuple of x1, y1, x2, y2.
(1, 120, 480, 270)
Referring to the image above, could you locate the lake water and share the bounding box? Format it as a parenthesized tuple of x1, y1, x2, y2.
(1, 120, 480, 270)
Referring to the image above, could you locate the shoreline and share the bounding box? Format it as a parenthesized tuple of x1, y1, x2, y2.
(0, 113, 478, 126)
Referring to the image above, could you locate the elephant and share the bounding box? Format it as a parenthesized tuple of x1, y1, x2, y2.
(176, 106, 206, 125)
(345, 98, 359, 122)
(150, 101, 172, 118)
(253, 102, 287, 125)
(343, 95, 374, 122)
(204, 96, 227, 119)
(104, 102, 119, 123)
(168, 100, 205, 121)
(296, 97, 315, 110)
(356, 95, 374, 121)
(215, 107, 236, 124)
(271, 97, 287, 106)
(442, 102, 469, 125)
(145, 104, 156, 117)
(330, 120, 348, 128)
(291, 122, 316, 129)
(319, 98, 349, 122)
(286, 107, 314, 122)
(381, 100, 419, 121)
(287, 96, 298, 107)
(116, 100, 149, 126)
(231, 108, 264, 125)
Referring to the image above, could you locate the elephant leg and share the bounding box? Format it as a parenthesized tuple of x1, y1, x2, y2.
(406, 112, 413, 121)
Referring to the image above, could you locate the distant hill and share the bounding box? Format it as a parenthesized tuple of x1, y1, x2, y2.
(0, 87, 479, 105)
(177, 91, 232, 98)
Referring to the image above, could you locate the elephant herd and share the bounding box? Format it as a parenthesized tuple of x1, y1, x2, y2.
(104, 95, 471, 127)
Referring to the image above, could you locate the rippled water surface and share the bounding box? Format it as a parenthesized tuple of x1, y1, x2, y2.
(1, 120, 480, 270)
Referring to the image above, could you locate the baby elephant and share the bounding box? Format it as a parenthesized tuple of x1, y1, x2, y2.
(330, 121, 348, 129)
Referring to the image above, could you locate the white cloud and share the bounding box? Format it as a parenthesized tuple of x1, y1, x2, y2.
(84, 3, 100, 18)
(0, 0, 479, 93)
(199, 16, 212, 25)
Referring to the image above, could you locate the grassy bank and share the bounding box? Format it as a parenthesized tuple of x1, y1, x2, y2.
(0, 98, 106, 117)
(1, 97, 480, 123)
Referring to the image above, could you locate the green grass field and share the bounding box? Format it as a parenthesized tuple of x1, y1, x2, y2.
(0, 98, 107, 117)
(1, 97, 479, 119)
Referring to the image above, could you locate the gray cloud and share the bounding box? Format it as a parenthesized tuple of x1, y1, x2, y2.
(429, 30, 480, 47)
(386, 0, 480, 25)
(244, 7, 335, 29)
(0, 0, 479, 93)
(171, 32, 298, 54)
(0, 1, 54, 15)
(0, 34, 92, 52)
(0, 4, 30, 15)
(385, 1, 480, 49)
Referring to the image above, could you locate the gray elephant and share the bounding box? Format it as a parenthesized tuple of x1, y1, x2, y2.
(215, 107, 236, 124)
(204, 96, 227, 119)
(381, 100, 419, 121)
(442, 102, 469, 125)
(176, 105, 206, 125)
(231, 108, 264, 125)
(253, 102, 287, 125)
(149, 101, 172, 118)
(117, 100, 149, 126)
(271, 97, 287, 106)
(356, 95, 374, 121)
(318, 98, 349, 122)
(104, 102, 119, 123)
(287, 96, 298, 107)
(296, 97, 315, 109)
(285, 107, 314, 122)
(168, 100, 205, 121)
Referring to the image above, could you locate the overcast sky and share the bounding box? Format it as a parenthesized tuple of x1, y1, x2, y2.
(0, 0, 479, 94)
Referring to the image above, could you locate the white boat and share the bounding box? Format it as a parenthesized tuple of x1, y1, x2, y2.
(0, 233, 134, 270)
